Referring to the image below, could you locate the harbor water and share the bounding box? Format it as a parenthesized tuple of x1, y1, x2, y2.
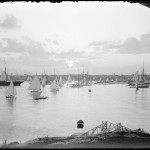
(0, 82, 150, 144)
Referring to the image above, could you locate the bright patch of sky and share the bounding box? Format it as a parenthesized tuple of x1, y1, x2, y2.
(0, 2, 150, 75)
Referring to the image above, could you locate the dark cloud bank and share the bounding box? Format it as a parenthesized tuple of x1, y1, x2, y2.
(89, 32, 150, 54)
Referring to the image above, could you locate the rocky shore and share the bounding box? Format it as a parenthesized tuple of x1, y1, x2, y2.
(1, 130, 150, 148)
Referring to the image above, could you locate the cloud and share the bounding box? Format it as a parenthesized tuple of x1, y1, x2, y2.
(1, 56, 71, 75)
(89, 41, 108, 46)
(88, 32, 150, 55)
(53, 40, 59, 45)
(0, 15, 21, 29)
(0, 36, 91, 73)
(114, 33, 150, 54)
(0, 37, 50, 59)
(88, 40, 116, 55)
(54, 49, 85, 59)
(18, 55, 66, 68)
(0, 36, 84, 73)
(45, 38, 51, 43)
(44, 38, 59, 46)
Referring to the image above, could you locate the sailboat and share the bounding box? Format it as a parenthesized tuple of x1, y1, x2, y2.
(105, 78, 109, 83)
(88, 77, 92, 92)
(28, 75, 41, 93)
(70, 71, 83, 88)
(134, 71, 139, 90)
(50, 77, 59, 91)
(82, 76, 89, 86)
(68, 75, 72, 83)
(34, 76, 48, 100)
(138, 66, 149, 88)
(27, 76, 32, 84)
(130, 69, 149, 88)
(0, 59, 24, 86)
(95, 78, 103, 84)
(6, 81, 16, 98)
(58, 76, 63, 87)
(129, 62, 150, 88)
(66, 75, 72, 87)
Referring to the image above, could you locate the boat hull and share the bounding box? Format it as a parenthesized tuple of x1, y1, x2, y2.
(34, 97, 48, 100)
(138, 85, 149, 88)
(6, 95, 15, 98)
(70, 84, 83, 88)
(0, 80, 24, 86)
(130, 85, 149, 88)
(30, 90, 42, 93)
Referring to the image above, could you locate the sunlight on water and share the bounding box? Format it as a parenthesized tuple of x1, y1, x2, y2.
(0, 82, 150, 143)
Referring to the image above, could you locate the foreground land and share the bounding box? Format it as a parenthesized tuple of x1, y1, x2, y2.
(1, 130, 150, 148)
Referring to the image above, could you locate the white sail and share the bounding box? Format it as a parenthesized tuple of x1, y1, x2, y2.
(41, 76, 46, 97)
(27, 76, 29, 81)
(41, 76, 46, 87)
(6, 81, 16, 96)
(27, 76, 32, 81)
(27, 76, 30, 81)
(115, 77, 118, 82)
(68, 75, 72, 83)
(50, 77, 59, 90)
(28, 75, 41, 91)
(58, 76, 63, 86)
(134, 71, 139, 88)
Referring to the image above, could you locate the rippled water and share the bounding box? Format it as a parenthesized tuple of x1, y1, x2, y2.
(0, 82, 150, 144)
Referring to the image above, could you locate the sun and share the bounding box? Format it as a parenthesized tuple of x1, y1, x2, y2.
(66, 59, 74, 68)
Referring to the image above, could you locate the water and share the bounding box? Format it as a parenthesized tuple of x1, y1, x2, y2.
(0, 82, 150, 144)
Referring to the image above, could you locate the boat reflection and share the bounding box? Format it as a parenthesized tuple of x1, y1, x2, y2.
(50, 89, 59, 95)
(6, 97, 16, 108)
(30, 92, 41, 99)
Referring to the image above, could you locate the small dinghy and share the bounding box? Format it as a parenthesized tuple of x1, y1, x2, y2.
(6, 81, 16, 99)
(77, 120, 84, 128)
(6, 95, 15, 98)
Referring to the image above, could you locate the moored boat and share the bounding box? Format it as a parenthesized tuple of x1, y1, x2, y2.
(129, 64, 150, 89)
(28, 75, 42, 93)
(50, 76, 59, 91)
(0, 80, 24, 86)
(6, 81, 16, 99)
(34, 96, 48, 100)
(0, 60, 24, 86)
(36, 76, 48, 100)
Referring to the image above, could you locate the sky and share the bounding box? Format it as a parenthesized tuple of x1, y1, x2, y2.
(0, 1, 150, 75)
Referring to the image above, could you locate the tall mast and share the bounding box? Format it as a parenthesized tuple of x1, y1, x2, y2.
(4, 58, 7, 81)
(143, 61, 144, 75)
(54, 68, 55, 76)
(78, 68, 79, 85)
(87, 67, 88, 79)
(142, 61, 144, 82)
(83, 67, 84, 85)
(4, 58, 6, 73)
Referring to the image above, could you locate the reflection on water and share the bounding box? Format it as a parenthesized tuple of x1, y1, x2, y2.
(30, 92, 41, 98)
(6, 98, 16, 108)
(0, 82, 150, 144)
(50, 89, 59, 95)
